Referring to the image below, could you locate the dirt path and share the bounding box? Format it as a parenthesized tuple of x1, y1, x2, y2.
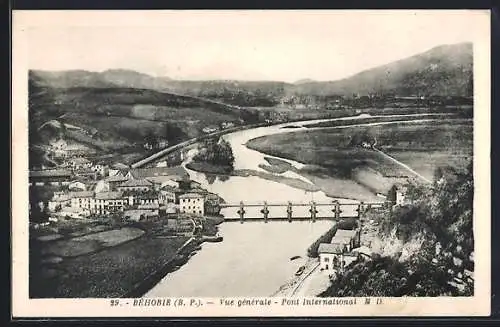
(373, 148, 432, 184)
(270, 258, 319, 297)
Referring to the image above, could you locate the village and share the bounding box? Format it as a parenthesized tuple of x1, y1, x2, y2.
(29, 151, 224, 228)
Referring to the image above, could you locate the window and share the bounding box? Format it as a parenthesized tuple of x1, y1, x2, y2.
(324, 257, 329, 262)
(199, 210, 202, 214)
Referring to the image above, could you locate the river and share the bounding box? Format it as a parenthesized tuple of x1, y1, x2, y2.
(144, 113, 456, 297)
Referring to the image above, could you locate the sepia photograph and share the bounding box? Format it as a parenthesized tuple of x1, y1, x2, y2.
(11, 9, 491, 317)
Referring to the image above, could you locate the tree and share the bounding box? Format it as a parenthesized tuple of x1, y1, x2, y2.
(193, 137, 235, 169)
(320, 161, 473, 297)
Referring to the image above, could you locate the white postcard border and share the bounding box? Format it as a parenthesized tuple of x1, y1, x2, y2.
(11, 10, 492, 317)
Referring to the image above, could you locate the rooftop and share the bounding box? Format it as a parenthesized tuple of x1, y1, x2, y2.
(111, 162, 129, 169)
(351, 246, 372, 257)
(119, 179, 153, 187)
(105, 175, 129, 183)
(334, 229, 358, 239)
(69, 191, 94, 198)
(138, 203, 160, 210)
(392, 183, 409, 191)
(179, 193, 205, 199)
(51, 194, 72, 202)
(30, 169, 72, 178)
(69, 157, 90, 164)
(95, 191, 123, 200)
(128, 166, 188, 179)
(318, 243, 346, 254)
(145, 176, 180, 185)
(330, 235, 352, 245)
(160, 185, 178, 192)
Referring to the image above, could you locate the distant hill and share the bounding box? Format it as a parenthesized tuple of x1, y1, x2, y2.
(289, 42, 473, 97)
(30, 42, 473, 106)
(293, 79, 316, 85)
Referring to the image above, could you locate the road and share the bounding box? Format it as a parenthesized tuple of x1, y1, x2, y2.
(373, 148, 432, 184)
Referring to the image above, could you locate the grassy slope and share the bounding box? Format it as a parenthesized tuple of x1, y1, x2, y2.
(28, 81, 259, 166)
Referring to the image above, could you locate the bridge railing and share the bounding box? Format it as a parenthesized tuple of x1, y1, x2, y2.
(221, 200, 391, 223)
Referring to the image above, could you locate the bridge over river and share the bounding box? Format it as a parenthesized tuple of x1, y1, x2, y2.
(220, 200, 389, 222)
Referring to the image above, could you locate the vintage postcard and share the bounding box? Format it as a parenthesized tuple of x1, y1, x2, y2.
(12, 10, 491, 317)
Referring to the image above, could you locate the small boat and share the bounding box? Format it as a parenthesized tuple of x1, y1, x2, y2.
(295, 266, 306, 276)
(290, 255, 301, 261)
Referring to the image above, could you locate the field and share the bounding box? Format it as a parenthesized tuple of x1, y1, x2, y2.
(246, 119, 473, 199)
(30, 234, 188, 298)
(41, 227, 145, 257)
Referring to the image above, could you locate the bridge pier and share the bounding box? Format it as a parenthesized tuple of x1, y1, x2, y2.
(332, 200, 341, 220)
(261, 202, 269, 223)
(237, 201, 245, 224)
(309, 201, 317, 222)
(287, 201, 293, 223)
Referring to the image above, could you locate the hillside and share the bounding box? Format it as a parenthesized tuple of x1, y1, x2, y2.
(290, 43, 473, 97)
(28, 77, 260, 168)
(31, 42, 473, 107)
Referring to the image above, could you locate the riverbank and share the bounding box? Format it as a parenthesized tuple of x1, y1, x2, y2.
(30, 216, 225, 298)
(186, 162, 233, 175)
(187, 162, 321, 193)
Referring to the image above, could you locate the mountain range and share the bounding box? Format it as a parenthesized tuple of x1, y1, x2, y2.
(31, 42, 473, 99)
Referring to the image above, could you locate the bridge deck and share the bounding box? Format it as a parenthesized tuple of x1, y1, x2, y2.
(221, 201, 386, 207)
(223, 216, 355, 222)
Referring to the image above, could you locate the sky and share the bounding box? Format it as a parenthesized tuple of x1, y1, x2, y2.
(15, 10, 489, 83)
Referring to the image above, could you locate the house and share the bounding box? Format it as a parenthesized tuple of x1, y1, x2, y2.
(160, 203, 178, 217)
(109, 162, 130, 177)
(318, 243, 359, 273)
(70, 191, 94, 211)
(123, 209, 157, 222)
(92, 191, 125, 215)
(48, 194, 72, 211)
(104, 174, 129, 191)
(158, 140, 169, 148)
(137, 203, 160, 216)
(94, 179, 110, 193)
(159, 186, 177, 205)
(202, 126, 219, 134)
(179, 193, 205, 216)
(29, 169, 72, 186)
(68, 181, 87, 191)
(126, 190, 160, 207)
(91, 163, 109, 177)
(160, 179, 180, 189)
(387, 183, 408, 206)
(74, 168, 99, 181)
(67, 157, 92, 170)
(221, 121, 235, 129)
(117, 178, 153, 192)
(56, 206, 91, 219)
(333, 229, 361, 250)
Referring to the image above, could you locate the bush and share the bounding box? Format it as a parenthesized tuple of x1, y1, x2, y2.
(307, 225, 338, 258)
